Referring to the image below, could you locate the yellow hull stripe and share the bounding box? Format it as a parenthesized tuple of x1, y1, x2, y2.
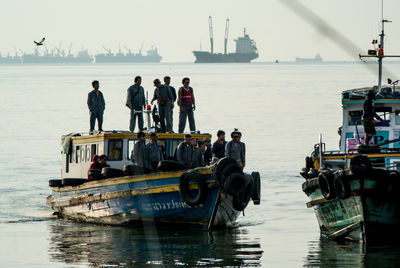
(323, 153, 400, 160)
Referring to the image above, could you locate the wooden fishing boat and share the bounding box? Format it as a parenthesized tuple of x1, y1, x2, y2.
(47, 131, 261, 229)
(301, 18, 400, 243)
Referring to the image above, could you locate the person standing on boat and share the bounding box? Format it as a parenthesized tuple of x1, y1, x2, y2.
(203, 137, 212, 165)
(151, 79, 174, 132)
(177, 134, 194, 168)
(177, 77, 196, 133)
(126, 76, 146, 132)
(132, 131, 147, 168)
(164, 76, 177, 131)
(191, 138, 204, 168)
(212, 130, 227, 160)
(146, 132, 163, 172)
(87, 80, 105, 133)
(225, 129, 246, 169)
(362, 88, 383, 145)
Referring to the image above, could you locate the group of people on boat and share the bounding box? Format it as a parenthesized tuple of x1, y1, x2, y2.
(130, 129, 246, 173)
(87, 76, 196, 134)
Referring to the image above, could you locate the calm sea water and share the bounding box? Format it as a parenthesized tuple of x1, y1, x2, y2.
(1, 62, 400, 267)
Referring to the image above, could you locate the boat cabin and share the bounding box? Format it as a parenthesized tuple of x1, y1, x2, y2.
(61, 132, 211, 179)
(340, 86, 400, 152)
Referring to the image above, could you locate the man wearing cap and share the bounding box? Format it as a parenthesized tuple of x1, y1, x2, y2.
(164, 76, 177, 131)
(126, 76, 146, 132)
(212, 130, 227, 159)
(177, 77, 196, 133)
(87, 80, 105, 133)
(146, 133, 163, 172)
(362, 87, 383, 145)
(132, 131, 148, 168)
(225, 129, 246, 168)
(151, 78, 174, 132)
(176, 134, 194, 168)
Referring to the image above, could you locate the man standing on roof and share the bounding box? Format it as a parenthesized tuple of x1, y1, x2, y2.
(177, 134, 194, 169)
(177, 77, 196, 133)
(126, 76, 146, 132)
(164, 76, 177, 131)
(225, 129, 246, 169)
(151, 79, 174, 132)
(132, 131, 148, 168)
(146, 133, 163, 172)
(362, 87, 383, 145)
(87, 80, 105, 133)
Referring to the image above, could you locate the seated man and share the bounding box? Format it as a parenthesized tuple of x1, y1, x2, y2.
(99, 154, 110, 168)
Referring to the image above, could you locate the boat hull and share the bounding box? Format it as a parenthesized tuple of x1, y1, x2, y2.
(192, 51, 258, 63)
(304, 175, 400, 243)
(47, 170, 240, 229)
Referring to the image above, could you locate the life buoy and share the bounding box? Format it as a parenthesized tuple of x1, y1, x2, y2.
(318, 170, 336, 200)
(333, 170, 351, 199)
(179, 171, 208, 207)
(251, 171, 261, 205)
(350, 155, 372, 176)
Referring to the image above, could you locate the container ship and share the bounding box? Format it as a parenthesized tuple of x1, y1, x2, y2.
(94, 46, 162, 63)
(193, 17, 258, 63)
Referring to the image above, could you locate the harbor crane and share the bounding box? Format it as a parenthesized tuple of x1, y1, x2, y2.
(209, 16, 214, 54)
(224, 18, 230, 55)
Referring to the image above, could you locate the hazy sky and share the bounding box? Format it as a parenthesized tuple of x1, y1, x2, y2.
(2, 0, 400, 62)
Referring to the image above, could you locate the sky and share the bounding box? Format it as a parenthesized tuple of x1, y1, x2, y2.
(1, 0, 400, 62)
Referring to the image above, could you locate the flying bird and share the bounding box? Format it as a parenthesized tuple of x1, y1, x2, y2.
(34, 37, 45, 46)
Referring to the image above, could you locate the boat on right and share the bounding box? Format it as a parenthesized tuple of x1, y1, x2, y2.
(301, 17, 400, 243)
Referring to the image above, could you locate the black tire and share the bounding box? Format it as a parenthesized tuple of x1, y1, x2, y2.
(231, 174, 254, 211)
(224, 172, 246, 196)
(251, 171, 261, 205)
(101, 167, 125, 178)
(49, 179, 63, 187)
(62, 178, 89, 186)
(179, 171, 208, 207)
(334, 170, 351, 199)
(307, 168, 319, 179)
(350, 155, 372, 176)
(318, 170, 336, 200)
(158, 160, 186, 172)
(213, 157, 241, 186)
(123, 164, 148, 175)
(222, 163, 243, 178)
(88, 169, 102, 180)
(388, 171, 400, 200)
(371, 168, 390, 197)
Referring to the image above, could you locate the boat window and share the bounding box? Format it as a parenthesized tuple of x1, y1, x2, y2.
(348, 111, 362, 126)
(376, 107, 391, 127)
(108, 139, 123, 161)
(75, 145, 80, 163)
(91, 144, 97, 159)
(169, 139, 184, 160)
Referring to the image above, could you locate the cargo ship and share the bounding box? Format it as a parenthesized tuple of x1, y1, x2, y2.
(94, 46, 162, 63)
(193, 17, 258, 63)
(0, 52, 22, 64)
(22, 47, 93, 64)
(295, 54, 323, 63)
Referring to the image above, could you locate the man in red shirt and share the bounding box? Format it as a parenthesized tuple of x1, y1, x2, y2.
(177, 77, 196, 133)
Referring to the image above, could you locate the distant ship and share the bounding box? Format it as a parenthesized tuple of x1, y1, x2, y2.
(22, 47, 93, 64)
(193, 17, 258, 63)
(0, 53, 22, 64)
(295, 54, 323, 63)
(94, 46, 162, 63)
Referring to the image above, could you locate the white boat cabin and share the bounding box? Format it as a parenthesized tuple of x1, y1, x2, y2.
(61, 132, 211, 179)
(340, 86, 400, 152)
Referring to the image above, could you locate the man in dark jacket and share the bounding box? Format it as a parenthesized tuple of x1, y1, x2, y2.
(177, 134, 194, 168)
(151, 79, 174, 132)
(362, 88, 383, 145)
(87, 80, 105, 133)
(212, 130, 226, 159)
(126, 76, 146, 132)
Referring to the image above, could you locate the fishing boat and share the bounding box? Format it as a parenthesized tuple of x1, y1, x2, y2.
(301, 18, 400, 243)
(46, 112, 261, 229)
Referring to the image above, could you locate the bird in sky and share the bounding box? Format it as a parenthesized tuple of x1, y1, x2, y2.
(34, 37, 45, 46)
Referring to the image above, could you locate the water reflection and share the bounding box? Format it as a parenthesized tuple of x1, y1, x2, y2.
(304, 237, 400, 267)
(48, 221, 263, 267)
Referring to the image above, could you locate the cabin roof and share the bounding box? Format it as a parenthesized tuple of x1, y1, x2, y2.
(62, 131, 212, 144)
(342, 85, 400, 105)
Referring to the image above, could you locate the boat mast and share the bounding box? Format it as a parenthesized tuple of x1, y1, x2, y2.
(209, 16, 214, 54)
(224, 18, 230, 55)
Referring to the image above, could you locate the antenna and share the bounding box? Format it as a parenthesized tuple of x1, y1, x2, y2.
(209, 16, 214, 54)
(224, 18, 230, 55)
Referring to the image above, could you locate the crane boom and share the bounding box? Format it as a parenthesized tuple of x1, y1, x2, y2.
(209, 16, 214, 54)
(224, 18, 230, 55)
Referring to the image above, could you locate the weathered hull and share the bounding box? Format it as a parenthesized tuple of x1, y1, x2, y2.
(47, 170, 239, 229)
(305, 176, 400, 243)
